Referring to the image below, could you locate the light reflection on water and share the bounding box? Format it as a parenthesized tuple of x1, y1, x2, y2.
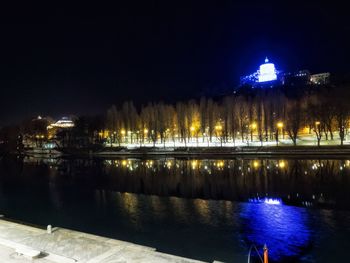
(240, 202, 312, 262)
(1, 156, 350, 262)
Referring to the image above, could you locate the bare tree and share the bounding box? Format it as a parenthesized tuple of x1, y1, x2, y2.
(285, 100, 302, 146)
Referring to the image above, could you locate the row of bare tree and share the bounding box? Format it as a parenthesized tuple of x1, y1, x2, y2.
(105, 85, 350, 146)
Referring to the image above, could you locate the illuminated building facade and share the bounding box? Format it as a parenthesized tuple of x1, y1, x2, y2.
(47, 117, 75, 129)
(310, 72, 330, 85)
(47, 117, 75, 138)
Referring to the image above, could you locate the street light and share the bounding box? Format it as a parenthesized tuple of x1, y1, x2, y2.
(215, 124, 223, 147)
(250, 122, 257, 142)
(276, 121, 284, 145)
(121, 130, 126, 144)
(190, 126, 197, 145)
(279, 160, 286, 169)
(215, 125, 222, 131)
(314, 121, 321, 146)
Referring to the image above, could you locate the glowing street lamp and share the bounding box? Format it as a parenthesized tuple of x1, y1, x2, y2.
(250, 122, 257, 142)
(276, 121, 284, 145)
(215, 124, 223, 147)
(314, 121, 322, 147)
(279, 160, 286, 169)
(215, 125, 222, 131)
(121, 130, 126, 143)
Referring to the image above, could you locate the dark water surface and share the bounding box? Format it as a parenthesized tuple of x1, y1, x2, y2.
(1, 156, 350, 262)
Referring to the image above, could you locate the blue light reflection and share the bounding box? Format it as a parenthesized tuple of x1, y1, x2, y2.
(248, 197, 282, 205)
(240, 202, 312, 262)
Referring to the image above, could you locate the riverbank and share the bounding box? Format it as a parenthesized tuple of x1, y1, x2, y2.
(0, 217, 206, 263)
(94, 145, 350, 157)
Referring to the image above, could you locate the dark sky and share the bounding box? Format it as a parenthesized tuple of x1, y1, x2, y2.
(0, 1, 349, 125)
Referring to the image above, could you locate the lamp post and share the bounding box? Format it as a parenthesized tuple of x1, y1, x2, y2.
(250, 122, 257, 142)
(121, 130, 126, 144)
(190, 126, 199, 146)
(113, 131, 116, 146)
(127, 130, 132, 144)
(215, 124, 223, 147)
(190, 126, 195, 141)
(315, 121, 321, 146)
(143, 128, 148, 145)
(276, 122, 284, 146)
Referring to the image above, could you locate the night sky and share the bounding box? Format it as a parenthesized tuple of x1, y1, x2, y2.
(1, 2, 349, 125)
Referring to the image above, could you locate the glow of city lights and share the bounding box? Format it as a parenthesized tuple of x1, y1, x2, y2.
(191, 160, 198, 169)
(215, 125, 222, 131)
(217, 161, 224, 168)
(279, 160, 285, 168)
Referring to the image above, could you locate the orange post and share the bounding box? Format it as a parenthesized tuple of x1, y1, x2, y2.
(263, 244, 268, 263)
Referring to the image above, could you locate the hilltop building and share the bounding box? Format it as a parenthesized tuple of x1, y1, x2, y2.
(240, 58, 330, 87)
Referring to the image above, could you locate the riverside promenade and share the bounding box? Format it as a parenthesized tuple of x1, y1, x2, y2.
(0, 218, 206, 263)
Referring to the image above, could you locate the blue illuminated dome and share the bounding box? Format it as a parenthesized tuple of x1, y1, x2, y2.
(239, 57, 280, 86)
(258, 57, 277, 83)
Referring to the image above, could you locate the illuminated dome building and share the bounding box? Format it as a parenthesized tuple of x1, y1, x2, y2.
(258, 57, 278, 82)
(240, 57, 282, 87)
(240, 57, 330, 88)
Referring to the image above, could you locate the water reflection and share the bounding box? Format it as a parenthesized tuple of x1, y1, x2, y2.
(241, 202, 312, 262)
(11, 157, 350, 210)
(1, 156, 350, 262)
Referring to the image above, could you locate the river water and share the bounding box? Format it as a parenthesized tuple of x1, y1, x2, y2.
(0, 156, 350, 262)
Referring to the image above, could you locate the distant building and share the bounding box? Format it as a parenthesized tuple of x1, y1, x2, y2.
(310, 72, 330, 85)
(281, 70, 311, 86)
(47, 117, 75, 129)
(47, 117, 75, 139)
